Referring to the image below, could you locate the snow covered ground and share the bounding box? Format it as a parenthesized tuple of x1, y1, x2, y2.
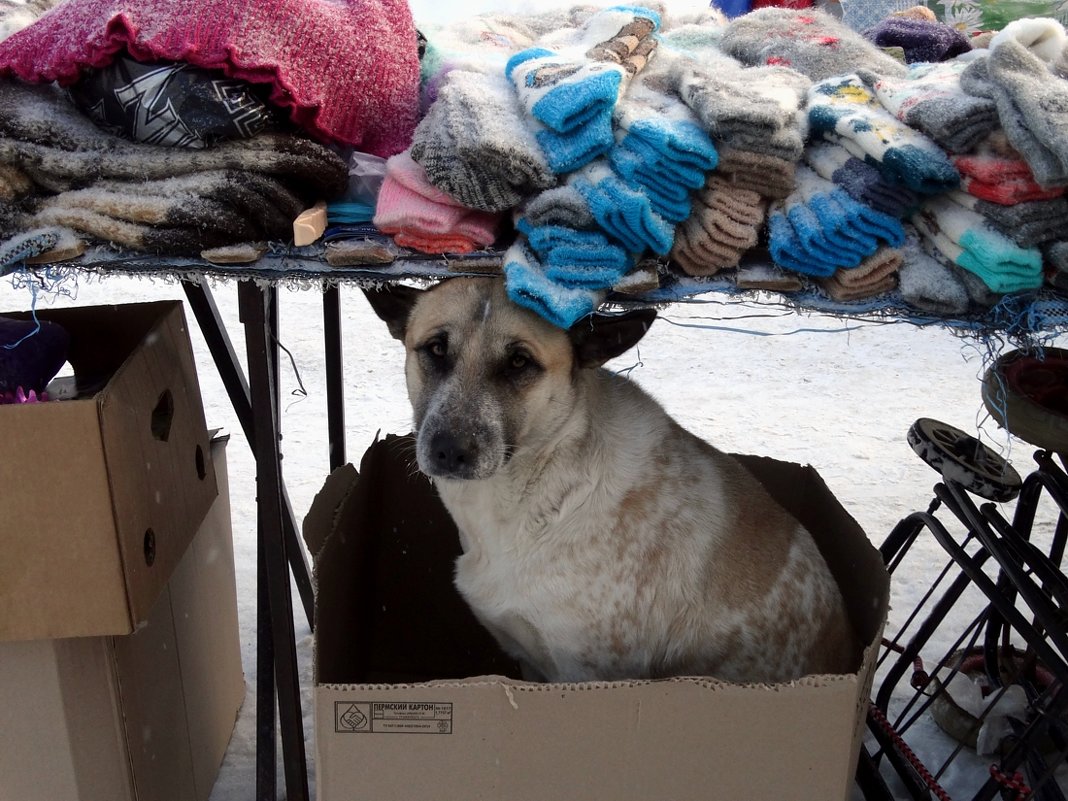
(4, 268, 1064, 800)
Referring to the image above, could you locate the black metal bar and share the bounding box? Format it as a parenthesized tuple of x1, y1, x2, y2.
(239, 282, 309, 801)
(323, 284, 346, 471)
(854, 746, 897, 801)
(182, 280, 253, 439)
(181, 279, 316, 629)
(255, 528, 276, 801)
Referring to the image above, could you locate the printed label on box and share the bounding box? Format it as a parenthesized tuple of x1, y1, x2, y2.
(335, 701, 453, 734)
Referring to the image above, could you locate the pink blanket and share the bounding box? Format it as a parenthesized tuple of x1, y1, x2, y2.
(0, 0, 421, 155)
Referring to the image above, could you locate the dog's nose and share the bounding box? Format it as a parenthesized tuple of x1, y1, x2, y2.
(429, 431, 474, 475)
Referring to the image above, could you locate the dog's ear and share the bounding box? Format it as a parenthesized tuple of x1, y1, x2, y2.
(362, 284, 425, 341)
(569, 307, 657, 368)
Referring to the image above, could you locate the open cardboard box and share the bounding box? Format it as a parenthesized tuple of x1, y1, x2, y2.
(0, 433, 244, 801)
(306, 434, 890, 801)
(0, 299, 217, 641)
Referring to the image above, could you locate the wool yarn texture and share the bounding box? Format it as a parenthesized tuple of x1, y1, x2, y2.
(807, 74, 960, 195)
(947, 189, 1068, 248)
(896, 227, 971, 315)
(503, 237, 605, 329)
(863, 16, 971, 65)
(0, 80, 348, 198)
(373, 151, 500, 255)
(670, 174, 767, 276)
(569, 160, 675, 256)
(804, 140, 919, 218)
(410, 69, 556, 213)
(911, 194, 1043, 293)
(506, 6, 660, 172)
(668, 45, 810, 162)
(859, 61, 998, 155)
(20, 170, 307, 254)
(0, 0, 422, 154)
(715, 146, 798, 200)
(717, 7, 907, 81)
(818, 246, 902, 302)
(609, 56, 718, 223)
(960, 20, 1068, 187)
(516, 216, 635, 289)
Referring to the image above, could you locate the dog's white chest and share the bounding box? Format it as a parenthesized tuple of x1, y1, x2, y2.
(438, 477, 673, 681)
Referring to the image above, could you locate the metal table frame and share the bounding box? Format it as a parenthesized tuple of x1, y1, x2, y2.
(181, 279, 347, 801)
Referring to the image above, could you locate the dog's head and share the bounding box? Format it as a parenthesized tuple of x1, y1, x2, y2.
(364, 277, 655, 481)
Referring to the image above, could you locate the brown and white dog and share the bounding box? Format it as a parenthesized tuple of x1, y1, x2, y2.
(364, 276, 857, 683)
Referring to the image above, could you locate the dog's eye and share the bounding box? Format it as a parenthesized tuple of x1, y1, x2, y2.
(509, 352, 530, 370)
(424, 338, 447, 359)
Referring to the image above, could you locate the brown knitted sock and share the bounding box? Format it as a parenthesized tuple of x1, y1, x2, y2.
(586, 16, 658, 77)
(716, 147, 797, 200)
(819, 247, 902, 301)
(671, 175, 768, 275)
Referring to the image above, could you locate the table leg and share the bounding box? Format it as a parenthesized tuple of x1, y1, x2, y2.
(323, 284, 346, 471)
(181, 280, 315, 627)
(239, 281, 309, 801)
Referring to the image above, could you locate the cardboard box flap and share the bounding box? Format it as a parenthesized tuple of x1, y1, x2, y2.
(316, 675, 864, 801)
(309, 434, 521, 685)
(302, 463, 358, 561)
(97, 303, 217, 629)
(0, 300, 218, 640)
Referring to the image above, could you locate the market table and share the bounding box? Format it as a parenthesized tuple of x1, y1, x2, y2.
(13, 239, 1068, 801)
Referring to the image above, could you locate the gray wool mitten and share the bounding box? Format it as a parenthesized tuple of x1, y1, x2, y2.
(961, 46, 1068, 187)
(717, 7, 907, 82)
(411, 69, 556, 212)
(897, 229, 971, 316)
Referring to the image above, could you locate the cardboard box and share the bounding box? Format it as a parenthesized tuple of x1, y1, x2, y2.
(0, 434, 244, 801)
(306, 434, 890, 801)
(0, 300, 217, 641)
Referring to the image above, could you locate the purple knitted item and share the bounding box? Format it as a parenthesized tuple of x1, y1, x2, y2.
(864, 17, 972, 64)
(0, 0, 421, 155)
(0, 316, 70, 395)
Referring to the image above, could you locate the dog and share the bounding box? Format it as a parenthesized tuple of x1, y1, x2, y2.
(364, 276, 858, 683)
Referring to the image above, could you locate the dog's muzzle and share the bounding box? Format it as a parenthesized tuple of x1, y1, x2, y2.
(416, 425, 504, 481)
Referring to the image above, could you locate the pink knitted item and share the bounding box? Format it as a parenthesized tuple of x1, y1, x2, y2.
(374, 176, 470, 236)
(374, 151, 500, 254)
(0, 0, 421, 155)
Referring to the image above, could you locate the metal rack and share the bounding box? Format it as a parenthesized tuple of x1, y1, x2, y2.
(859, 421, 1068, 801)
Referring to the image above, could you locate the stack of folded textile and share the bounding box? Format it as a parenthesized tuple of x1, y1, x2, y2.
(0, 0, 417, 255)
(0, 80, 349, 254)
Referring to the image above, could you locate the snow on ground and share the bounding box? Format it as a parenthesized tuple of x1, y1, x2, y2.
(4, 270, 1063, 800)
